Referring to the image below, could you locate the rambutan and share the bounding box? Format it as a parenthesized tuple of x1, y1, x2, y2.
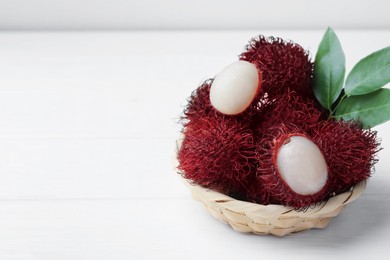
(252, 124, 332, 208)
(240, 36, 314, 100)
(253, 91, 325, 137)
(312, 120, 381, 195)
(178, 116, 257, 199)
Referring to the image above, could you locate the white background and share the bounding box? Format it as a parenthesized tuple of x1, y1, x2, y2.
(0, 0, 389, 30)
(0, 1, 390, 260)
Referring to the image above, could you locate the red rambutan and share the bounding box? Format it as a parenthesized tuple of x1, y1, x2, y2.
(240, 36, 314, 100)
(312, 120, 381, 195)
(253, 91, 325, 137)
(178, 116, 257, 199)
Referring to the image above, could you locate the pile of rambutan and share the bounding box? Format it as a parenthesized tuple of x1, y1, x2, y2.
(178, 28, 389, 209)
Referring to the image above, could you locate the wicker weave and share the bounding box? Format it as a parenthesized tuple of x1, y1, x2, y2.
(174, 139, 366, 236)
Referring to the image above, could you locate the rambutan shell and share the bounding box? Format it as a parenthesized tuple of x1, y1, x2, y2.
(181, 79, 216, 126)
(240, 35, 314, 101)
(253, 91, 325, 138)
(312, 120, 381, 195)
(178, 116, 257, 199)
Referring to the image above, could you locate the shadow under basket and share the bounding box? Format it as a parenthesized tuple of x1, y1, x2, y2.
(174, 139, 367, 236)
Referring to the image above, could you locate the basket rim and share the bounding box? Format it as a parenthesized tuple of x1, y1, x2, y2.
(178, 173, 366, 215)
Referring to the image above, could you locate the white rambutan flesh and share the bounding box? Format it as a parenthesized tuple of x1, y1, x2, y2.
(276, 136, 328, 195)
(210, 60, 261, 115)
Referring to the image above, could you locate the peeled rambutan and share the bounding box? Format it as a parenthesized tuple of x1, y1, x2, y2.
(240, 36, 314, 100)
(178, 116, 257, 199)
(181, 78, 266, 127)
(312, 120, 381, 195)
(252, 123, 332, 208)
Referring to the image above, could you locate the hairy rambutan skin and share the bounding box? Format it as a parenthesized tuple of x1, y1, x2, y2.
(178, 117, 257, 199)
(253, 91, 325, 138)
(182, 79, 215, 126)
(312, 120, 381, 195)
(240, 36, 314, 101)
(252, 124, 332, 208)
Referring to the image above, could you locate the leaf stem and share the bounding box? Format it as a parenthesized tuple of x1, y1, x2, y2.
(328, 93, 347, 119)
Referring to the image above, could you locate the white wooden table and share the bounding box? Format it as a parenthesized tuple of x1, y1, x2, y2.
(0, 30, 389, 259)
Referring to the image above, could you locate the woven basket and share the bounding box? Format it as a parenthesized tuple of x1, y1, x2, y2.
(174, 138, 366, 236)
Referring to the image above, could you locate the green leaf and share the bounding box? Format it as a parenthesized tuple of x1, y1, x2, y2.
(313, 27, 346, 110)
(335, 88, 390, 128)
(345, 46, 390, 96)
